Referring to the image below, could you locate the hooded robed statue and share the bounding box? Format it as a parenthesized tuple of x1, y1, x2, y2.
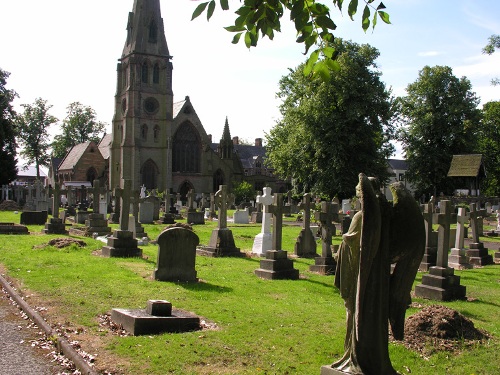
(322, 173, 425, 375)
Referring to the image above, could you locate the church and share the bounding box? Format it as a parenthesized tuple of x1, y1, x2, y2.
(52, 0, 287, 199)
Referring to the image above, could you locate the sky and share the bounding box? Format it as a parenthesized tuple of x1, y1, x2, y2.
(1, 0, 499, 159)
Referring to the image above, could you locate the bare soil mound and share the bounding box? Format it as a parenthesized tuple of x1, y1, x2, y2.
(34, 238, 87, 249)
(0, 200, 21, 211)
(402, 305, 489, 355)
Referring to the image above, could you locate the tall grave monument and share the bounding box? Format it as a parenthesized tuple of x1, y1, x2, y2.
(448, 207, 472, 269)
(310, 201, 338, 275)
(294, 193, 318, 258)
(466, 203, 493, 266)
(419, 201, 438, 271)
(252, 188, 274, 256)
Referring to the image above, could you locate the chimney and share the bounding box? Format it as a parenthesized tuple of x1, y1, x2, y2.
(232, 136, 239, 145)
(255, 138, 262, 147)
(208, 134, 212, 143)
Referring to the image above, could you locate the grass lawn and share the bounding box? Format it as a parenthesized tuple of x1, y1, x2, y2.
(0, 210, 499, 374)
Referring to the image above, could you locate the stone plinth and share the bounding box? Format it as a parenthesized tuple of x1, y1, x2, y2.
(415, 266, 466, 301)
(233, 209, 249, 224)
(0, 222, 29, 235)
(254, 250, 299, 280)
(75, 210, 89, 224)
(448, 248, 472, 270)
(197, 228, 243, 257)
(85, 213, 111, 236)
(159, 213, 175, 224)
(20, 210, 47, 225)
(251, 232, 272, 256)
(309, 256, 336, 275)
(43, 218, 67, 235)
(294, 228, 318, 258)
(186, 211, 205, 225)
(102, 229, 142, 258)
(251, 211, 262, 223)
(466, 243, 494, 266)
(111, 300, 200, 336)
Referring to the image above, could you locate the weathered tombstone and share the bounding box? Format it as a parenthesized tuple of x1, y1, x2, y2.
(111, 299, 200, 336)
(419, 202, 438, 271)
(341, 199, 351, 214)
(154, 227, 199, 282)
(85, 180, 111, 236)
(197, 185, 242, 257)
(102, 180, 142, 257)
(250, 190, 263, 223)
(20, 210, 48, 225)
(233, 208, 250, 224)
(160, 190, 175, 224)
(255, 193, 299, 280)
(466, 202, 493, 266)
(415, 200, 466, 301)
(186, 189, 205, 224)
(310, 201, 338, 274)
(448, 207, 472, 269)
(294, 193, 318, 258)
(130, 190, 148, 238)
(43, 182, 68, 234)
(139, 200, 154, 224)
(485, 201, 492, 214)
(252, 188, 273, 256)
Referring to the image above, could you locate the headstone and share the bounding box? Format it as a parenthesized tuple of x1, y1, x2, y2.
(448, 207, 472, 269)
(160, 190, 175, 224)
(186, 189, 204, 224)
(197, 185, 242, 257)
(153, 227, 199, 282)
(341, 199, 351, 214)
(102, 180, 142, 258)
(255, 193, 299, 280)
(485, 201, 492, 214)
(43, 183, 67, 234)
(233, 208, 250, 224)
(252, 188, 274, 256)
(310, 201, 338, 274)
(84, 180, 111, 236)
(294, 193, 318, 258)
(466, 203, 493, 266)
(250, 191, 263, 223)
(111, 300, 200, 336)
(0, 222, 29, 235)
(20, 210, 48, 225)
(139, 201, 154, 224)
(419, 202, 438, 271)
(415, 200, 466, 301)
(130, 190, 148, 238)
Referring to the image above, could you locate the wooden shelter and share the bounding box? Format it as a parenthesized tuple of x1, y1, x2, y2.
(447, 154, 486, 196)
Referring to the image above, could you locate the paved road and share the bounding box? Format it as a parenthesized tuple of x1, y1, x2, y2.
(0, 288, 66, 375)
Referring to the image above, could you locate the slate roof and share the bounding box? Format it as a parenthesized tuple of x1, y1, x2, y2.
(58, 142, 95, 171)
(448, 154, 485, 177)
(17, 165, 47, 177)
(388, 159, 408, 171)
(99, 134, 112, 160)
(210, 143, 268, 169)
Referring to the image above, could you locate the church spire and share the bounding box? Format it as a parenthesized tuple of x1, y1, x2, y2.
(219, 117, 234, 160)
(222, 116, 231, 141)
(122, 0, 170, 58)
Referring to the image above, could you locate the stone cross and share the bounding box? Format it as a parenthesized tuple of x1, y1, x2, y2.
(132, 189, 140, 224)
(469, 203, 486, 243)
(187, 189, 196, 211)
(436, 200, 453, 268)
(256, 187, 274, 237)
(209, 193, 216, 217)
(454, 207, 468, 249)
(315, 201, 337, 257)
(214, 185, 229, 229)
(91, 180, 101, 213)
(422, 202, 434, 248)
(268, 193, 285, 251)
(298, 193, 312, 230)
(164, 190, 171, 212)
(52, 183, 62, 219)
(119, 179, 132, 231)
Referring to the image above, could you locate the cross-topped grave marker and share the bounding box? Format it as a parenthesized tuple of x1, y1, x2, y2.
(419, 202, 438, 271)
(252, 187, 274, 256)
(214, 185, 229, 229)
(294, 193, 318, 257)
(310, 201, 338, 274)
(449, 207, 472, 269)
(466, 203, 493, 266)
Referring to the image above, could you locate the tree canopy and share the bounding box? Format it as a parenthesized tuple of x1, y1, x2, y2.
(51, 102, 106, 158)
(483, 34, 500, 86)
(15, 98, 57, 179)
(266, 38, 394, 199)
(192, 0, 390, 80)
(476, 101, 500, 196)
(396, 65, 481, 198)
(0, 68, 18, 185)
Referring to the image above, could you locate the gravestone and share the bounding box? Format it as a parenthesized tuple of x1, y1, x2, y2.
(139, 200, 154, 224)
(130, 190, 148, 238)
(111, 300, 200, 336)
(233, 208, 250, 224)
(252, 188, 274, 256)
(448, 207, 472, 269)
(186, 189, 205, 224)
(294, 193, 318, 258)
(43, 183, 67, 234)
(310, 201, 338, 274)
(419, 202, 438, 271)
(250, 191, 263, 223)
(466, 203, 493, 266)
(415, 200, 466, 301)
(20, 210, 48, 225)
(197, 185, 243, 257)
(85, 180, 111, 236)
(153, 227, 199, 282)
(160, 190, 175, 224)
(0, 222, 29, 234)
(485, 201, 492, 214)
(102, 180, 142, 258)
(255, 193, 299, 280)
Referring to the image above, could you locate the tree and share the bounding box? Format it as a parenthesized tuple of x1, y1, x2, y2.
(0, 68, 18, 185)
(476, 101, 500, 195)
(396, 65, 481, 198)
(51, 102, 106, 158)
(192, 0, 390, 80)
(15, 98, 57, 179)
(233, 180, 256, 204)
(482, 34, 500, 86)
(266, 39, 394, 199)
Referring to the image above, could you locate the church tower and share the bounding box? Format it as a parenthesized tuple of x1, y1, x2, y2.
(109, 0, 173, 191)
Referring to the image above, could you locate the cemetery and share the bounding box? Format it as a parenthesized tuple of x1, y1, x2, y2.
(0, 181, 499, 374)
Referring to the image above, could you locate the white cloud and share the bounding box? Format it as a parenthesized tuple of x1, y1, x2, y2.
(417, 51, 442, 57)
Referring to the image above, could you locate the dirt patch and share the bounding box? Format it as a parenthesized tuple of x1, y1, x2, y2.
(34, 238, 87, 249)
(400, 304, 489, 355)
(0, 200, 21, 211)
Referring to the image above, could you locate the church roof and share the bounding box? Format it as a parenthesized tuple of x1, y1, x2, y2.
(448, 154, 485, 177)
(173, 99, 187, 118)
(99, 134, 112, 160)
(58, 142, 99, 171)
(388, 159, 408, 171)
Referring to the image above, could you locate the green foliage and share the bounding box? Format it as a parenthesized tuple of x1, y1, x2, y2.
(233, 180, 256, 204)
(15, 97, 57, 178)
(482, 34, 500, 86)
(266, 39, 394, 199)
(51, 102, 106, 159)
(477, 101, 500, 195)
(192, 0, 390, 81)
(0, 68, 18, 185)
(396, 65, 481, 198)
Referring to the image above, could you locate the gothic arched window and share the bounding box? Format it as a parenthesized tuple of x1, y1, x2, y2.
(153, 63, 160, 84)
(141, 62, 149, 83)
(141, 124, 148, 141)
(141, 159, 158, 189)
(86, 167, 97, 184)
(153, 125, 160, 142)
(213, 169, 225, 192)
(172, 122, 201, 173)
